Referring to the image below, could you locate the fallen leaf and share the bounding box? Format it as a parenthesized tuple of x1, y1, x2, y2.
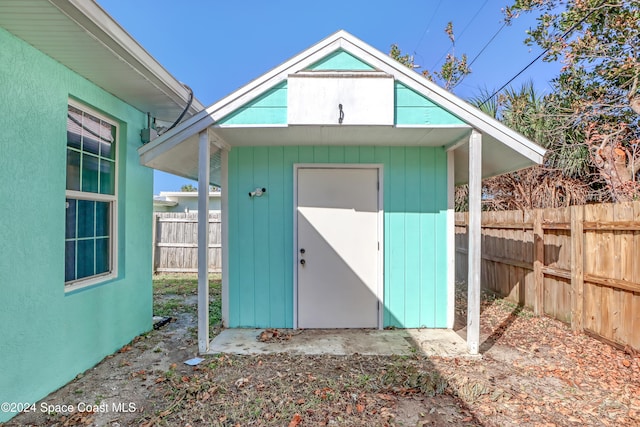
(235, 377, 249, 388)
(622, 359, 631, 367)
(377, 393, 395, 401)
(346, 404, 353, 414)
(356, 403, 365, 413)
(288, 413, 302, 427)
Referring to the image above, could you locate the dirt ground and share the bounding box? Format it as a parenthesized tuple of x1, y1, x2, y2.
(4, 277, 639, 427)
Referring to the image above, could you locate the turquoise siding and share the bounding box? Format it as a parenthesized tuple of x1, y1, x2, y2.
(227, 146, 448, 328)
(395, 81, 464, 125)
(219, 81, 287, 125)
(217, 80, 463, 127)
(308, 49, 375, 71)
(0, 28, 152, 422)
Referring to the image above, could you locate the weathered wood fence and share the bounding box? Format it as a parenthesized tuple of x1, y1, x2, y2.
(455, 201, 640, 351)
(152, 212, 222, 273)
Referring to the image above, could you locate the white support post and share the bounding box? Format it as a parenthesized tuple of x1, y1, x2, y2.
(467, 129, 482, 355)
(220, 148, 229, 327)
(197, 130, 210, 354)
(446, 149, 455, 329)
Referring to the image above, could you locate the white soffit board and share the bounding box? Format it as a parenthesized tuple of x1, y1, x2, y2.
(288, 72, 394, 126)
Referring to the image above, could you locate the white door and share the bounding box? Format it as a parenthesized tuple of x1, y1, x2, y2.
(296, 167, 380, 328)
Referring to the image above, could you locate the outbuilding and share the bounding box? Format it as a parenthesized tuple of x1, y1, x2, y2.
(139, 30, 546, 354)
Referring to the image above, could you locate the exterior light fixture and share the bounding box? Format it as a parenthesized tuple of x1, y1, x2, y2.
(249, 187, 266, 198)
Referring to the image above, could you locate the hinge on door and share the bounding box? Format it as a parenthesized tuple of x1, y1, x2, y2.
(377, 181, 379, 190)
(378, 241, 380, 250)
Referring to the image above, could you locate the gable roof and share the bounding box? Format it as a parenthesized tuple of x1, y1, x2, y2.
(139, 30, 546, 184)
(0, 0, 204, 122)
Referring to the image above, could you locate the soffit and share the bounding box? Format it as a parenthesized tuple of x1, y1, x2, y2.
(0, 0, 204, 122)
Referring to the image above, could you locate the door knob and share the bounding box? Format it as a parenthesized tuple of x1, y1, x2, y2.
(300, 248, 305, 254)
(300, 259, 306, 265)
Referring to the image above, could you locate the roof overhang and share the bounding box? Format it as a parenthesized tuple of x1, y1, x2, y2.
(138, 30, 546, 185)
(0, 0, 204, 122)
(153, 199, 178, 208)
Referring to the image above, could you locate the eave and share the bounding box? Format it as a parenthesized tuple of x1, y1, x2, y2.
(0, 0, 204, 122)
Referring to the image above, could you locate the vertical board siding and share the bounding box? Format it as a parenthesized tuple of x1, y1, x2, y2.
(387, 148, 406, 327)
(228, 145, 449, 328)
(267, 147, 286, 326)
(308, 49, 375, 71)
(252, 146, 270, 326)
(403, 147, 421, 327)
(433, 149, 449, 326)
(218, 81, 287, 125)
(236, 148, 256, 326)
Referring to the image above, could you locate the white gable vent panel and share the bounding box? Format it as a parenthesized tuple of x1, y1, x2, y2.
(288, 72, 394, 126)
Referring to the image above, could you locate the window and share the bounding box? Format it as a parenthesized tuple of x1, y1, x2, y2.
(65, 102, 117, 288)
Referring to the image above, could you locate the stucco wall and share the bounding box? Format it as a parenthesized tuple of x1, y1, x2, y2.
(0, 27, 152, 421)
(227, 145, 449, 329)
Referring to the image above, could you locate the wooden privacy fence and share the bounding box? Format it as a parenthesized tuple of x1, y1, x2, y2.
(152, 212, 222, 273)
(455, 201, 640, 351)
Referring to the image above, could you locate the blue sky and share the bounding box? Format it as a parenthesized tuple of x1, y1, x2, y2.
(97, 0, 558, 193)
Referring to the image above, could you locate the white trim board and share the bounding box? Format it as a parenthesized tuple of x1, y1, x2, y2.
(140, 30, 545, 169)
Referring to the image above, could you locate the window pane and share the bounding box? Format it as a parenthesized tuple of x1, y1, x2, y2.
(65, 199, 76, 239)
(77, 199, 95, 238)
(96, 237, 110, 274)
(81, 154, 99, 193)
(95, 201, 110, 237)
(67, 130, 81, 150)
(65, 240, 76, 282)
(66, 149, 80, 191)
(82, 114, 101, 155)
(100, 122, 115, 160)
(77, 239, 95, 279)
(99, 159, 115, 195)
(67, 106, 83, 149)
(65, 103, 117, 286)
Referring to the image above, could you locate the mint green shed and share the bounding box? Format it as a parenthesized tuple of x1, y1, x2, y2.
(140, 31, 546, 354)
(0, 2, 200, 422)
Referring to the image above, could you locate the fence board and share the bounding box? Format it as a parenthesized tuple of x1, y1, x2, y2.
(153, 211, 222, 273)
(455, 201, 640, 351)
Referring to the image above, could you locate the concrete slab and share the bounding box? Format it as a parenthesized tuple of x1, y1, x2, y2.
(207, 328, 475, 358)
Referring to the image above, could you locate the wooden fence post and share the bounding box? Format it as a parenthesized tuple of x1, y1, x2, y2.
(533, 209, 544, 316)
(571, 205, 584, 332)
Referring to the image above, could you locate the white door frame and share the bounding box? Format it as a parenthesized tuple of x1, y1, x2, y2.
(292, 163, 384, 329)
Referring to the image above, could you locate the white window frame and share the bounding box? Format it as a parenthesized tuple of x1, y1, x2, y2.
(65, 99, 118, 292)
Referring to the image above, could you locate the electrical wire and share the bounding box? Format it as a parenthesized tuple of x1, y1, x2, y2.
(468, 22, 506, 68)
(479, 1, 606, 106)
(453, 21, 507, 87)
(160, 83, 194, 135)
(458, 0, 490, 40)
(430, 0, 490, 70)
(413, 0, 443, 54)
